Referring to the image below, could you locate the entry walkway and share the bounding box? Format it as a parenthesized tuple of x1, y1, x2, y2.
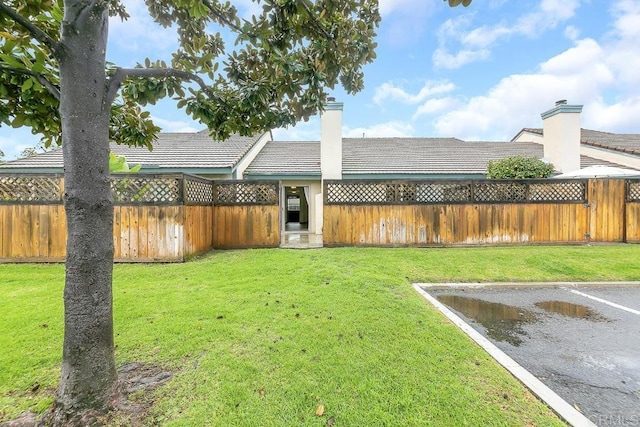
(280, 233, 323, 249)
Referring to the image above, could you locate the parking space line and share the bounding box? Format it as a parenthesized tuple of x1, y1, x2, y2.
(413, 284, 597, 427)
(566, 289, 640, 315)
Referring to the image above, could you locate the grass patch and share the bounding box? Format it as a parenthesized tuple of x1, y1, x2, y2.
(2, 245, 639, 425)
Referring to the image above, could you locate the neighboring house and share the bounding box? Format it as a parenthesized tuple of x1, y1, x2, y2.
(513, 127, 640, 171)
(2, 99, 638, 240)
(0, 131, 272, 179)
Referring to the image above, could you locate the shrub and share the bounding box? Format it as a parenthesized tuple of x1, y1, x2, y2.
(486, 156, 555, 179)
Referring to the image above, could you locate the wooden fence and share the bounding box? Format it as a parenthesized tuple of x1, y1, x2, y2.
(212, 181, 280, 248)
(0, 174, 214, 262)
(2, 173, 639, 261)
(324, 178, 640, 246)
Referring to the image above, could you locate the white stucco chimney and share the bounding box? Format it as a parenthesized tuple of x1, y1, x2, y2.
(541, 100, 583, 173)
(320, 98, 343, 180)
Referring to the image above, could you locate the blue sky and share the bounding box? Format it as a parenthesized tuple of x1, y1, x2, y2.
(2, 0, 640, 159)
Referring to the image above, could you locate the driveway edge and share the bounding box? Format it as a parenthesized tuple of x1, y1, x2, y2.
(412, 283, 597, 427)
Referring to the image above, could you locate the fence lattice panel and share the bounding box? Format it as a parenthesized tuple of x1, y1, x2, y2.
(628, 180, 640, 202)
(214, 181, 279, 205)
(111, 176, 181, 204)
(325, 180, 587, 205)
(0, 175, 62, 203)
(184, 176, 213, 205)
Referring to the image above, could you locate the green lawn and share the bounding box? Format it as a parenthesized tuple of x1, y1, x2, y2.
(2, 245, 639, 425)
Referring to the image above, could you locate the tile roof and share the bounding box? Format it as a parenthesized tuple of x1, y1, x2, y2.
(243, 137, 620, 177)
(343, 137, 544, 175)
(0, 131, 267, 170)
(243, 141, 321, 176)
(515, 128, 640, 156)
(580, 129, 640, 155)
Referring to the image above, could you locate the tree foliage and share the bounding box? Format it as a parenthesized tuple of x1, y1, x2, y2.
(0, 0, 473, 422)
(487, 156, 555, 179)
(1, 0, 382, 149)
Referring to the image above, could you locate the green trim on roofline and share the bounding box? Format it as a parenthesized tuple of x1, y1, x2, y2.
(0, 166, 233, 175)
(243, 173, 321, 181)
(540, 104, 583, 120)
(0, 167, 64, 174)
(342, 173, 487, 180)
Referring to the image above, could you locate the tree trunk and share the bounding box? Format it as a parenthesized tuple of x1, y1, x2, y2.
(54, 2, 116, 420)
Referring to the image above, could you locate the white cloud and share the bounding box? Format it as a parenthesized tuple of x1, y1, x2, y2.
(151, 116, 200, 133)
(564, 25, 580, 41)
(0, 131, 40, 161)
(432, 47, 490, 69)
(430, 4, 640, 141)
(373, 80, 456, 105)
(344, 121, 414, 138)
(413, 97, 460, 119)
(378, 0, 438, 46)
(434, 0, 582, 69)
(108, 1, 177, 60)
(272, 117, 321, 141)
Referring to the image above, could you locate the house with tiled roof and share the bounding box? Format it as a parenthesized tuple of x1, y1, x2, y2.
(2, 99, 639, 240)
(0, 131, 272, 178)
(512, 127, 640, 171)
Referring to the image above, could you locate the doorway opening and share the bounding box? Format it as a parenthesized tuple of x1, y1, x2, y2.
(284, 186, 309, 232)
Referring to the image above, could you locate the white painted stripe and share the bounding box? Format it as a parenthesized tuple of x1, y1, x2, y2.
(412, 284, 597, 427)
(567, 289, 640, 316)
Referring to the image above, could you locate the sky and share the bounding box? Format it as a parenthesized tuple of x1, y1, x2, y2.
(2, 0, 640, 160)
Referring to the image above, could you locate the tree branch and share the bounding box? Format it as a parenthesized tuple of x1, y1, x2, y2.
(299, 1, 337, 49)
(0, 1, 62, 57)
(0, 65, 61, 100)
(105, 67, 213, 106)
(201, 0, 247, 35)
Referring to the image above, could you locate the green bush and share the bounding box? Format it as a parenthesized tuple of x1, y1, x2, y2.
(486, 156, 555, 179)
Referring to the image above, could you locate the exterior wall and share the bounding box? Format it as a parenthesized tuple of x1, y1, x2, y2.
(234, 132, 273, 178)
(512, 131, 544, 145)
(541, 102, 583, 173)
(580, 146, 640, 170)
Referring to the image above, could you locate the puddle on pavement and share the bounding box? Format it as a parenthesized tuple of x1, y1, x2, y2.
(534, 300, 607, 321)
(436, 295, 536, 347)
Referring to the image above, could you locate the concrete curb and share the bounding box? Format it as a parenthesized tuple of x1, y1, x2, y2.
(417, 281, 640, 289)
(412, 283, 597, 427)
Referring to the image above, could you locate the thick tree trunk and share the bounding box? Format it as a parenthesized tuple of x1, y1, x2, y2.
(54, 2, 116, 420)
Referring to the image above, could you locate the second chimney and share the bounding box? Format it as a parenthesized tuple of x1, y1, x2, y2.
(541, 100, 583, 173)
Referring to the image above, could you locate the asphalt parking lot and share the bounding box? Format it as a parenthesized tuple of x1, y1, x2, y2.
(421, 284, 640, 426)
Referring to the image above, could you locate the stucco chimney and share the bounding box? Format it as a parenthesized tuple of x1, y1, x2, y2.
(321, 98, 343, 180)
(541, 100, 583, 173)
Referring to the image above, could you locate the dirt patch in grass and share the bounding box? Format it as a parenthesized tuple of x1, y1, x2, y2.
(1, 363, 172, 427)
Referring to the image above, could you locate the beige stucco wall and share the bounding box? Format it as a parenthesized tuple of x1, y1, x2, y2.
(542, 109, 581, 173)
(320, 102, 343, 180)
(235, 132, 272, 178)
(580, 146, 640, 170)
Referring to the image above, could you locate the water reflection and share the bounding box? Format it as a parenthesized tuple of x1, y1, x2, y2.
(535, 300, 607, 321)
(436, 295, 537, 347)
